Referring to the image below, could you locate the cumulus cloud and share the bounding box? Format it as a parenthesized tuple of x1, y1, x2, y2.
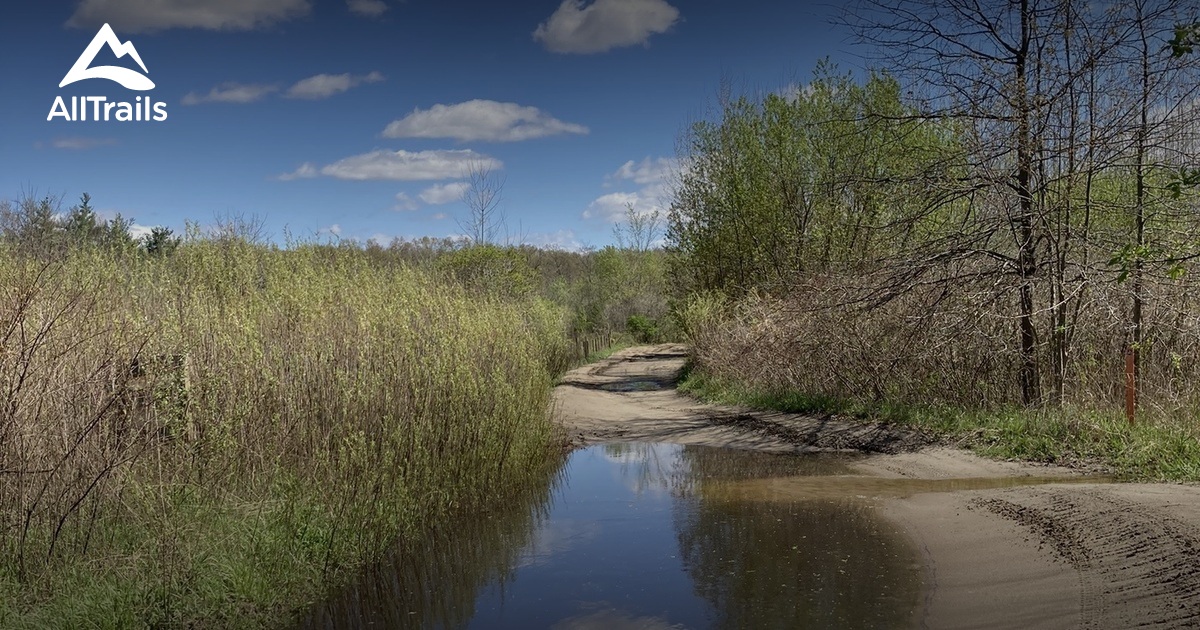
(129, 224, 156, 240)
(280, 150, 501, 182)
(393, 192, 419, 211)
(323, 150, 500, 181)
(367, 233, 393, 246)
(583, 191, 644, 221)
(277, 162, 317, 180)
(418, 182, 469, 205)
(182, 82, 278, 105)
(51, 136, 117, 150)
(533, 0, 680, 54)
(67, 0, 311, 32)
(347, 0, 388, 16)
(382, 100, 588, 142)
(285, 71, 384, 99)
(607, 156, 676, 186)
(585, 155, 680, 221)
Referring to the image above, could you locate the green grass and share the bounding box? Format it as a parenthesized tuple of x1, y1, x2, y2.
(0, 242, 571, 627)
(0, 489, 324, 629)
(680, 366, 1200, 482)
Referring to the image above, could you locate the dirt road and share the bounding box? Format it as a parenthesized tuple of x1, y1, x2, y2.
(554, 344, 1200, 629)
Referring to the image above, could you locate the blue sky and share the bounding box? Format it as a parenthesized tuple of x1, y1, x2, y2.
(1, 0, 855, 249)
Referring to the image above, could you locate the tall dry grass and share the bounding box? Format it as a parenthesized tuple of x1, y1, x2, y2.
(0, 239, 569, 626)
(679, 271, 1200, 480)
(681, 268, 1200, 419)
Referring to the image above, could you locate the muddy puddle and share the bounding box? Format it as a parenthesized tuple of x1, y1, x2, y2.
(598, 380, 664, 392)
(714, 472, 1116, 504)
(303, 444, 909, 628)
(301, 443, 1113, 629)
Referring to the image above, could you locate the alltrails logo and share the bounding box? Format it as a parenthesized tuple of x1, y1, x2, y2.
(48, 23, 168, 122)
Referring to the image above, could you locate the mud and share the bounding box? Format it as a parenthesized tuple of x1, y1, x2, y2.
(555, 344, 1200, 629)
(556, 344, 933, 454)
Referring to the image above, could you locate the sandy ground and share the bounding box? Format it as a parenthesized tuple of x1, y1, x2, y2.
(554, 344, 1200, 629)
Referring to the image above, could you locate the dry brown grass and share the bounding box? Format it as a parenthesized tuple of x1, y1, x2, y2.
(682, 267, 1200, 419)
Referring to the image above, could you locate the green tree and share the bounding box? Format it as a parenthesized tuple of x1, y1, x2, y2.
(141, 226, 181, 257)
(63, 193, 101, 244)
(667, 62, 956, 297)
(102, 213, 138, 251)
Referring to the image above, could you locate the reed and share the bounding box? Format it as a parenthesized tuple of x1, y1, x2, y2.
(0, 239, 568, 626)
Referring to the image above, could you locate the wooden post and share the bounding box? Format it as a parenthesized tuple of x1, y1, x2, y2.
(1124, 346, 1136, 424)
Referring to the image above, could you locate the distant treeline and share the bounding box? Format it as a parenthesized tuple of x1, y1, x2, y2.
(0, 192, 672, 343)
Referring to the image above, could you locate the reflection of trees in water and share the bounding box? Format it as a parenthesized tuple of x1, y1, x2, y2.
(601, 443, 853, 498)
(676, 445, 854, 486)
(300, 444, 921, 629)
(301, 454, 567, 630)
(673, 447, 922, 629)
(601, 443, 687, 496)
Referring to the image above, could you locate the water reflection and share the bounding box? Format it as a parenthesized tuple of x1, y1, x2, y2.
(301, 443, 924, 629)
(672, 446, 919, 629)
(301, 465, 562, 629)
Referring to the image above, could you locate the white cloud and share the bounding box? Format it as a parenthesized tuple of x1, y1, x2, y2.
(418, 182, 469, 205)
(607, 156, 676, 186)
(393, 192, 419, 211)
(285, 149, 501, 181)
(382, 99, 588, 142)
(51, 137, 117, 150)
(67, 0, 311, 32)
(367, 233, 393, 246)
(586, 155, 679, 222)
(584, 191, 644, 221)
(277, 162, 318, 180)
(347, 0, 388, 16)
(320, 224, 342, 236)
(182, 82, 278, 105)
(431, 212, 449, 220)
(129, 224, 156, 240)
(533, 0, 680, 54)
(285, 71, 384, 99)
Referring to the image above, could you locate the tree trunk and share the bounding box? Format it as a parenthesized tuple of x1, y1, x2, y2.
(1015, 0, 1041, 406)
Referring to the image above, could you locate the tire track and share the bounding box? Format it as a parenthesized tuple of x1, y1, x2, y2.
(974, 487, 1200, 629)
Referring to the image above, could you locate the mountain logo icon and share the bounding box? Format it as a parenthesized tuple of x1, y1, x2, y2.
(60, 23, 154, 91)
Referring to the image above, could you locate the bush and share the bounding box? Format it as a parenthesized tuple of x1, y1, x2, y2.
(626, 314, 660, 343)
(436, 244, 536, 299)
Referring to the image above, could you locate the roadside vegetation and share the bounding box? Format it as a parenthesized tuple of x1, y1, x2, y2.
(0, 193, 667, 626)
(667, 3, 1200, 481)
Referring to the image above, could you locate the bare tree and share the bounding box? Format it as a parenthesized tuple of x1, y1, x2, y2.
(211, 210, 269, 244)
(848, 0, 1066, 404)
(613, 203, 663, 252)
(848, 0, 1200, 408)
(457, 162, 506, 245)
